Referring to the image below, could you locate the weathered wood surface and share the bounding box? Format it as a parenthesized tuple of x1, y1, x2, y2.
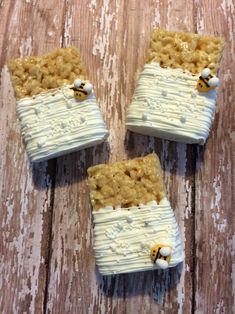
(0, 1, 234, 314)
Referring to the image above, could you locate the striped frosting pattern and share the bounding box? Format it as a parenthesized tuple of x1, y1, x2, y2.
(93, 199, 184, 275)
(17, 86, 108, 162)
(126, 63, 217, 144)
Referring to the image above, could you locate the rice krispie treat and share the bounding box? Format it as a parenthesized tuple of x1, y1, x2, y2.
(88, 153, 184, 275)
(126, 28, 224, 144)
(8, 47, 108, 162)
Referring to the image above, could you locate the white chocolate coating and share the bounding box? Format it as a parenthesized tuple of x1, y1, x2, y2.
(16, 86, 108, 162)
(93, 199, 184, 275)
(126, 63, 218, 144)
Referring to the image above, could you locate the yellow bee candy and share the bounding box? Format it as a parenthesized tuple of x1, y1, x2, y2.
(70, 78, 93, 101)
(150, 244, 172, 269)
(196, 68, 220, 93)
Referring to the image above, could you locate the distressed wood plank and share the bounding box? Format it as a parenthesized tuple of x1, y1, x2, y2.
(194, 0, 235, 313)
(0, 1, 65, 312)
(119, 1, 196, 313)
(0, 0, 234, 313)
(47, 1, 195, 313)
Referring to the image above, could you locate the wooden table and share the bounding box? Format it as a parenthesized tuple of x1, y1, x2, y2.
(0, 1, 234, 313)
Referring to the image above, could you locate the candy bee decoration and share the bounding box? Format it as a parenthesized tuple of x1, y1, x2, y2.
(71, 78, 93, 101)
(196, 68, 220, 93)
(150, 244, 172, 269)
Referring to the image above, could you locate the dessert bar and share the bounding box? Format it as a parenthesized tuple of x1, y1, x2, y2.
(88, 153, 184, 275)
(126, 29, 224, 144)
(8, 47, 108, 162)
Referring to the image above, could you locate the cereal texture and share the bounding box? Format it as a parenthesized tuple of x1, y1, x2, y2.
(88, 153, 166, 210)
(147, 28, 224, 74)
(8, 47, 87, 99)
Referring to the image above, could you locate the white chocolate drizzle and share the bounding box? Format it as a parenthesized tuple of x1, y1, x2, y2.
(16, 86, 108, 162)
(126, 63, 218, 144)
(93, 199, 184, 275)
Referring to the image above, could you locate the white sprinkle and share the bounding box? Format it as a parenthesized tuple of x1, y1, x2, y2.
(142, 112, 148, 121)
(37, 140, 45, 148)
(126, 215, 133, 223)
(80, 116, 86, 123)
(180, 116, 187, 124)
(110, 244, 116, 252)
(66, 100, 73, 108)
(34, 107, 41, 115)
(162, 89, 168, 96)
(140, 242, 146, 249)
(116, 222, 123, 230)
(61, 122, 67, 128)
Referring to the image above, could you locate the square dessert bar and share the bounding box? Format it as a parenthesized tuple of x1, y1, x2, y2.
(126, 28, 224, 144)
(8, 47, 108, 162)
(88, 153, 184, 275)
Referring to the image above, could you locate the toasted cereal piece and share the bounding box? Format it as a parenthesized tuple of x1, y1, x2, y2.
(8, 47, 108, 162)
(88, 153, 166, 210)
(8, 47, 87, 99)
(126, 28, 224, 145)
(87, 153, 184, 275)
(147, 28, 223, 74)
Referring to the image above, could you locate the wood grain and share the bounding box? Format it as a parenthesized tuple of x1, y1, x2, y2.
(0, 1, 64, 313)
(194, 0, 235, 313)
(0, 1, 234, 314)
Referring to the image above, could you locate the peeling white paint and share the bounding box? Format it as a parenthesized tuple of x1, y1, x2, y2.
(152, 2, 161, 27)
(63, 7, 73, 46)
(4, 195, 14, 225)
(2, 161, 51, 313)
(19, 36, 32, 57)
(53, 14, 59, 28)
(47, 31, 54, 37)
(92, 0, 115, 58)
(215, 299, 225, 314)
(212, 214, 228, 232)
(185, 180, 192, 219)
(220, 0, 235, 62)
(195, 0, 205, 32)
(88, 0, 97, 13)
(210, 160, 228, 233)
(211, 174, 222, 210)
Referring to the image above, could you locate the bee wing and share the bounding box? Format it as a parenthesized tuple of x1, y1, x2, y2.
(159, 247, 172, 256)
(155, 259, 169, 269)
(208, 77, 220, 87)
(201, 68, 211, 78)
(74, 78, 82, 88)
(83, 82, 93, 93)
